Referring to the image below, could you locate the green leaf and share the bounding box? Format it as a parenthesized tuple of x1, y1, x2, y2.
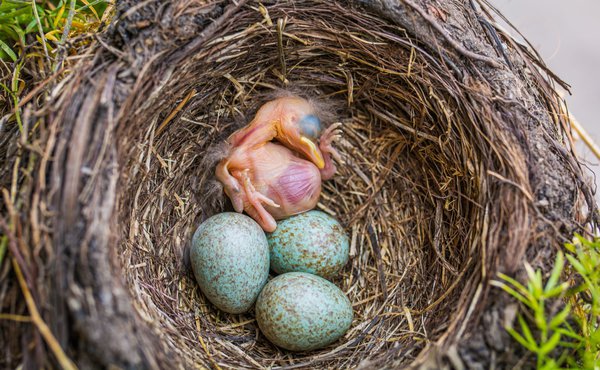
(497, 273, 531, 298)
(0, 82, 14, 96)
(582, 348, 599, 369)
(590, 327, 600, 343)
(590, 294, 600, 315)
(549, 305, 571, 329)
(545, 252, 564, 295)
(525, 262, 543, 298)
(576, 234, 597, 249)
(0, 38, 17, 61)
(24, 18, 38, 33)
(507, 327, 538, 352)
(534, 303, 547, 332)
(8, 24, 25, 45)
(557, 341, 579, 349)
(564, 241, 576, 253)
(0, 23, 20, 41)
(555, 328, 585, 342)
(566, 254, 587, 278)
(518, 315, 538, 350)
(540, 332, 561, 356)
(0, 7, 31, 22)
(76, 0, 107, 15)
(491, 280, 531, 306)
(580, 253, 594, 274)
(539, 358, 559, 370)
(545, 282, 569, 298)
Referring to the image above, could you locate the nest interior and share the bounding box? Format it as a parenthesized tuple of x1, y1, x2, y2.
(116, 3, 521, 368)
(1, 0, 596, 369)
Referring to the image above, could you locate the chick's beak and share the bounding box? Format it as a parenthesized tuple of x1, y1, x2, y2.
(300, 136, 325, 169)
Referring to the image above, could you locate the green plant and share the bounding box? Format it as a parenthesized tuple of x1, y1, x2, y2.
(0, 0, 112, 138)
(492, 234, 600, 370)
(0, 0, 109, 62)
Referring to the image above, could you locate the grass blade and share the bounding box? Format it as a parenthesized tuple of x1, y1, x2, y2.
(30, 0, 50, 64)
(0, 39, 17, 61)
(79, 0, 99, 20)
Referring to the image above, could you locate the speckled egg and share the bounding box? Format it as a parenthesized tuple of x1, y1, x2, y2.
(191, 212, 269, 314)
(255, 272, 353, 351)
(268, 211, 349, 279)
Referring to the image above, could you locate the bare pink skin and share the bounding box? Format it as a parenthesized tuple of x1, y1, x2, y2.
(215, 97, 341, 232)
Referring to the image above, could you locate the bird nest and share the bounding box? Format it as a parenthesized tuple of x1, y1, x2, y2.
(1, 0, 597, 369)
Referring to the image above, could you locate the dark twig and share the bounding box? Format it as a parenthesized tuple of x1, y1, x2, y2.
(368, 225, 388, 301)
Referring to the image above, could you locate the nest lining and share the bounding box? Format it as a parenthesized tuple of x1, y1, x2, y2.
(116, 3, 489, 368)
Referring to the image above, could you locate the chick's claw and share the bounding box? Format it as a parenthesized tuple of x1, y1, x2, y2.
(321, 122, 343, 138)
(321, 140, 342, 163)
(319, 123, 343, 156)
(240, 170, 280, 209)
(318, 123, 343, 180)
(239, 170, 279, 232)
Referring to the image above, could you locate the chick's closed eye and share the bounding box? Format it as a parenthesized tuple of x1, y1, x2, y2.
(298, 114, 321, 139)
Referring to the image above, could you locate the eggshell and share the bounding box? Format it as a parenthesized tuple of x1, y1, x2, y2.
(268, 211, 349, 279)
(191, 212, 269, 314)
(255, 272, 353, 351)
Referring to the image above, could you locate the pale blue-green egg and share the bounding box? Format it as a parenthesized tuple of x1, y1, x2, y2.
(191, 212, 269, 314)
(268, 211, 349, 279)
(255, 272, 353, 351)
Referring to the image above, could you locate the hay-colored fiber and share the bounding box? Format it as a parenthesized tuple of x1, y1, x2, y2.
(0, 0, 597, 369)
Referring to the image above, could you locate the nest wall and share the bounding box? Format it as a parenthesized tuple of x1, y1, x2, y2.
(1, 0, 596, 369)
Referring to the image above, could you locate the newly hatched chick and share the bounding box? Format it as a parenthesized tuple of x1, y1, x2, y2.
(215, 96, 341, 232)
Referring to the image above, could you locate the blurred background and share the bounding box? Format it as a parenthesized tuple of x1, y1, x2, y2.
(490, 0, 599, 201)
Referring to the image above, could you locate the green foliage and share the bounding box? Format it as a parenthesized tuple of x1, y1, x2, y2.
(0, 0, 109, 61)
(493, 234, 600, 369)
(0, 0, 111, 134)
